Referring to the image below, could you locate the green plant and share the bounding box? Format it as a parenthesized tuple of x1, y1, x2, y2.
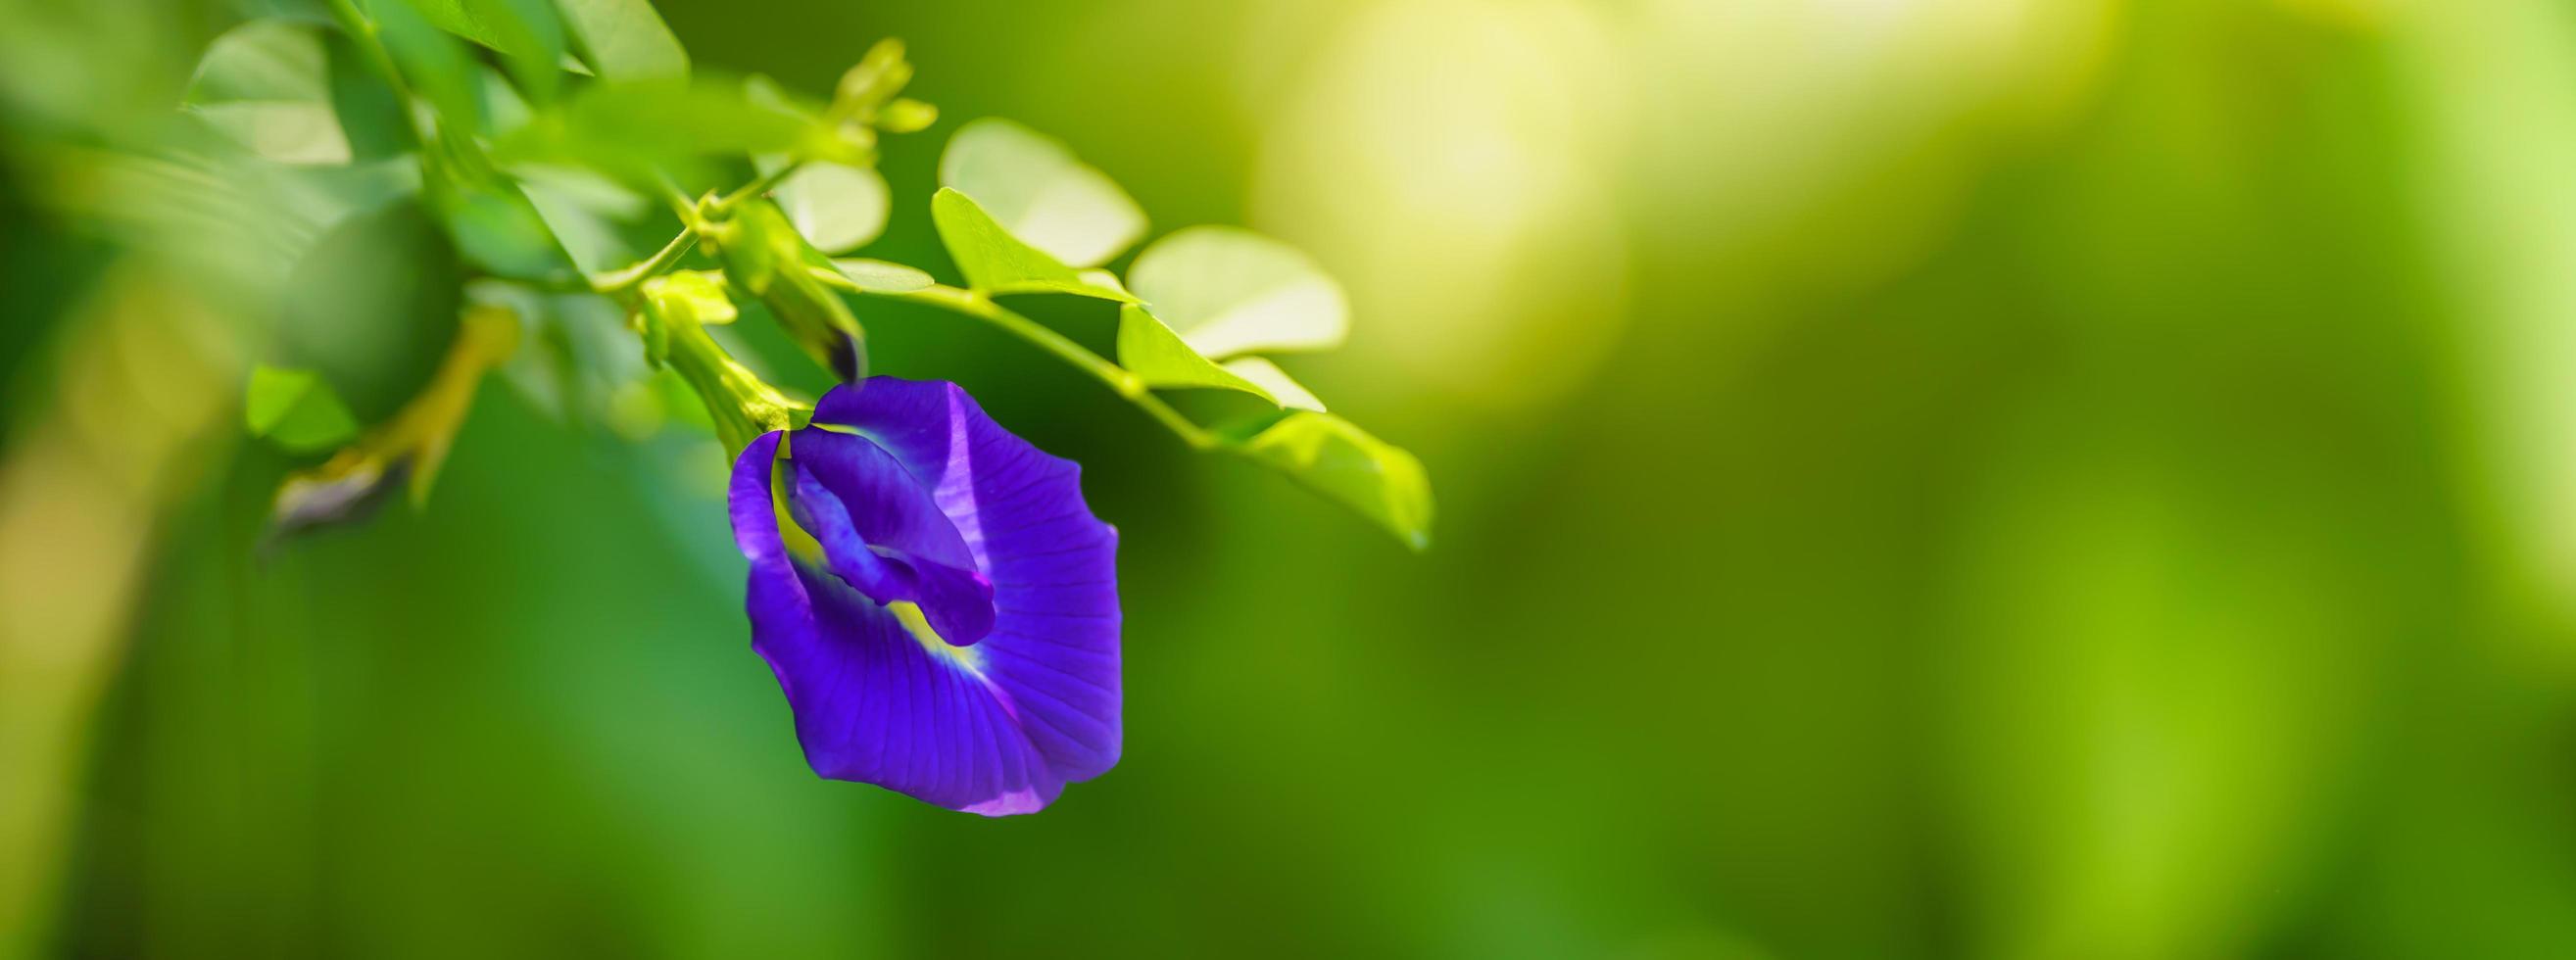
(193, 0, 1430, 548)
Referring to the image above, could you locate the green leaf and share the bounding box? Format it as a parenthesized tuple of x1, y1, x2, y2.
(188, 103, 352, 165)
(236, 0, 338, 24)
(514, 164, 644, 273)
(263, 198, 462, 423)
(1220, 357, 1325, 411)
(477, 65, 533, 136)
(325, 31, 413, 158)
(398, 0, 566, 100)
(494, 77, 832, 186)
(1229, 410, 1433, 551)
(938, 118, 1145, 268)
(930, 188, 1136, 301)
(183, 22, 350, 164)
(277, 157, 425, 231)
(773, 161, 888, 255)
(831, 258, 934, 293)
(246, 365, 362, 452)
(1116, 304, 1275, 403)
(440, 182, 570, 279)
(187, 21, 329, 103)
(401, 0, 538, 57)
(366, 0, 483, 131)
(412, 83, 558, 282)
(1078, 268, 1129, 297)
(555, 0, 688, 80)
(1127, 225, 1349, 359)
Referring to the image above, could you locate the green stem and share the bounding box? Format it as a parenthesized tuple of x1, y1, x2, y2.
(597, 159, 816, 307)
(663, 320, 804, 455)
(712, 160, 806, 216)
(815, 275, 1216, 450)
(651, 172, 703, 223)
(592, 229, 699, 296)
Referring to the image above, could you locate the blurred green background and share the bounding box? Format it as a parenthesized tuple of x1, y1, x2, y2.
(11, 0, 2576, 956)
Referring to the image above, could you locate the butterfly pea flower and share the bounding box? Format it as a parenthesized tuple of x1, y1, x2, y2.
(728, 377, 1120, 815)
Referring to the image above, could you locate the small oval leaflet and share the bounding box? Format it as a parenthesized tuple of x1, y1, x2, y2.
(1116, 304, 1280, 404)
(930, 188, 1136, 302)
(1232, 410, 1434, 551)
(938, 118, 1145, 268)
(773, 161, 889, 255)
(1220, 358, 1325, 411)
(184, 21, 351, 164)
(555, 0, 689, 80)
(832, 259, 936, 294)
(1127, 226, 1349, 360)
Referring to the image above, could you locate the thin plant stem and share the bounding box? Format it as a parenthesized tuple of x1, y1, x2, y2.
(592, 229, 700, 296)
(808, 272, 1217, 450)
(716, 160, 806, 214)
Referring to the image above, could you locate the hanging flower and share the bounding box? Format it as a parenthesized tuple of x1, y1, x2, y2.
(727, 377, 1120, 815)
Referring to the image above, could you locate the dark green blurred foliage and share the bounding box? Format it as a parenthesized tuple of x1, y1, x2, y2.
(275, 203, 460, 420)
(13, 0, 2576, 958)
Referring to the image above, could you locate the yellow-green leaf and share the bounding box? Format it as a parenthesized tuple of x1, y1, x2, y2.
(930, 188, 1135, 301)
(831, 258, 935, 293)
(556, 0, 688, 80)
(1127, 225, 1348, 359)
(246, 364, 362, 452)
(938, 118, 1144, 268)
(1115, 304, 1275, 402)
(393, 0, 565, 102)
(1231, 410, 1433, 551)
(183, 22, 351, 164)
(773, 161, 889, 254)
(1220, 357, 1325, 411)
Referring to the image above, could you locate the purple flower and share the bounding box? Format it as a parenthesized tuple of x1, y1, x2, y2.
(727, 377, 1120, 815)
